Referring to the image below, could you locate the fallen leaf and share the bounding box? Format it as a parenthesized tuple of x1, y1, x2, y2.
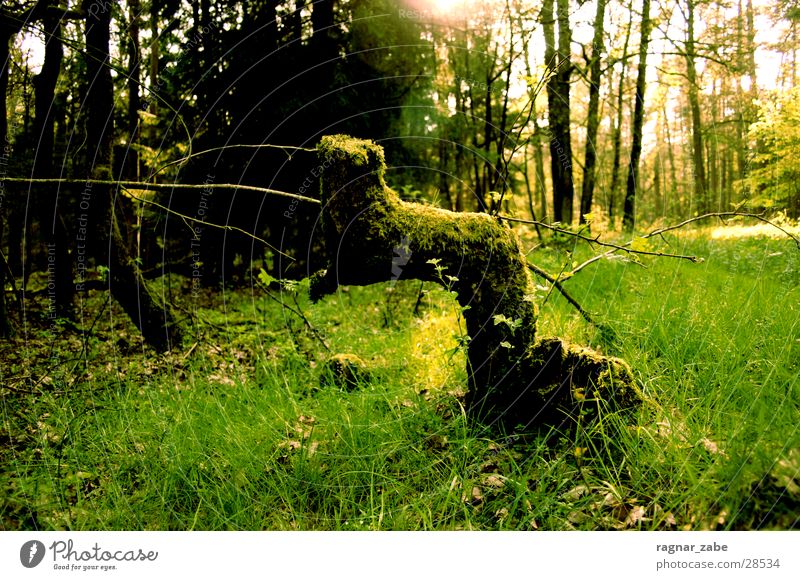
(483, 474, 506, 489)
(568, 510, 589, 524)
(562, 484, 589, 502)
(624, 505, 646, 528)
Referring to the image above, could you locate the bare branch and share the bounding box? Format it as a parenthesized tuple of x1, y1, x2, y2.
(120, 188, 295, 260)
(498, 215, 703, 262)
(526, 262, 604, 331)
(148, 143, 317, 179)
(2, 177, 320, 205)
(641, 212, 800, 247)
(571, 212, 800, 276)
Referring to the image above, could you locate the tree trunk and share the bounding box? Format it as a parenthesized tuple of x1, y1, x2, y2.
(580, 0, 607, 227)
(608, 8, 633, 227)
(685, 0, 707, 213)
(83, 0, 182, 351)
(543, 0, 575, 224)
(533, 118, 548, 222)
(2, 12, 24, 279)
(524, 41, 548, 222)
(311, 0, 336, 54)
(623, 0, 651, 232)
(125, 0, 141, 180)
(311, 136, 640, 427)
(34, 3, 74, 317)
(148, 1, 159, 146)
(0, 22, 14, 336)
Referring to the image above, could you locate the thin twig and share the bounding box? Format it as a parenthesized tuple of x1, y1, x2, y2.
(570, 211, 800, 276)
(499, 215, 703, 263)
(527, 262, 602, 331)
(121, 188, 295, 261)
(148, 143, 317, 179)
(0, 247, 23, 309)
(3, 177, 320, 205)
(641, 211, 800, 247)
(257, 282, 330, 352)
(540, 255, 572, 311)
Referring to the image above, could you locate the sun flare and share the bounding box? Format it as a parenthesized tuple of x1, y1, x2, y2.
(408, 0, 471, 17)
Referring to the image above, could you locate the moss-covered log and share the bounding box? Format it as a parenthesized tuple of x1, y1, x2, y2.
(311, 135, 641, 427)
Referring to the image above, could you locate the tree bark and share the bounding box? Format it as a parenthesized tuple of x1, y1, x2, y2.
(685, 0, 707, 213)
(623, 0, 652, 232)
(543, 0, 575, 224)
(125, 0, 141, 180)
(608, 7, 633, 227)
(311, 136, 640, 427)
(580, 0, 607, 227)
(83, 0, 182, 351)
(0, 19, 14, 336)
(34, 2, 74, 317)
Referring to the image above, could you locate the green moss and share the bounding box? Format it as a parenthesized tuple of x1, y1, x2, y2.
(320, 353, 370, 391)
(314, 134, 641, 427)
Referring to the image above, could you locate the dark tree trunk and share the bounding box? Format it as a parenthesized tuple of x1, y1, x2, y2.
(685, 0, 707, 213)
(580, 0, 607, 227)
(311, 0, 336, 54)
(312, 136, 640, 427)
(1, 11, 24, 279)
(125, 0, 141, 180)
(623, 0, 651, 233)
(608, 7, 632, 227)
(148, 0, 159, 143)
(0, 21, 13, 336)
(83, 0, 182, 351)
(543, 0, 575, 224)
(34, 3, 74, 317)
(533, 119, 548, 221)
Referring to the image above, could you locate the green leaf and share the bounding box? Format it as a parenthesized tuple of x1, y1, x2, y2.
(258, 268, 277, 287)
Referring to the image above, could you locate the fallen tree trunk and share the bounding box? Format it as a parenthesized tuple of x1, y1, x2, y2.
(311, 135, 641, 427)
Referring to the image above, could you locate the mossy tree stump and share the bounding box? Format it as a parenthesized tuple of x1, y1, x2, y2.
(310, 135, 640, 427)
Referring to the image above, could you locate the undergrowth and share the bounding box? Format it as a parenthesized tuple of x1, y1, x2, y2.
(1, 228, 798, 530)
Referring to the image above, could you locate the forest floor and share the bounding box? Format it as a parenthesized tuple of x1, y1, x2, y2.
(1, 226, 799, 530)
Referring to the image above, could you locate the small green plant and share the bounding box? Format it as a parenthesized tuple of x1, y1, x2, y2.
(427, 258, 471, 359)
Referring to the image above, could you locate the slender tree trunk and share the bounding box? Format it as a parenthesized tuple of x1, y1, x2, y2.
(125, 0, 141, 180)
(34, 3, 74, 317)
(543, 0, 575, 224)
(685, 0, 707, 213)
(311, 0, 336, 55)
(709, 79, 719, 210)
(148, 2, 159, 148)
(623, 0, 652, 232)
(524, 38, 548, 222)
(0, 22, 14, 336)
(663, 102, 678, 215)
(580, 0, 607, 227)
(533, 117, 548, 222)
(609, 7, 632, 227)
(83, 0, 182, 351)
(2, 16, 23, 279)
(653, 152, 662, 218)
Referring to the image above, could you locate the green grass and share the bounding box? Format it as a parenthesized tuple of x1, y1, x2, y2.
(2, 229, 798, 530)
